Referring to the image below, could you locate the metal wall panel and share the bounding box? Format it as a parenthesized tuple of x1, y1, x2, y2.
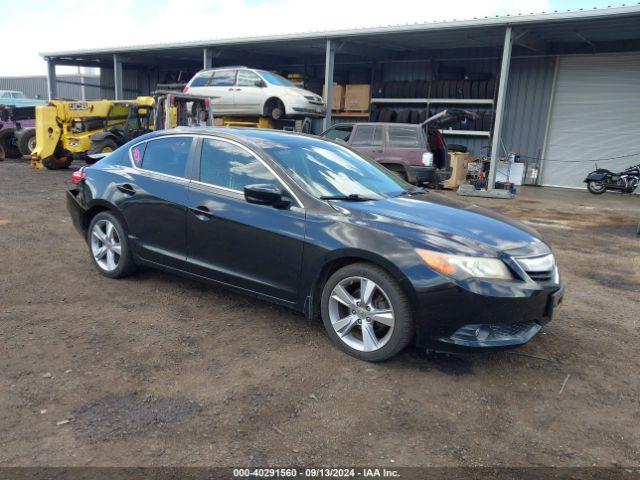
(0, 75, 100, 100)
(99, 68, 141, 99)
(541, 53, 640, 190)
(502, 57, 556, 180)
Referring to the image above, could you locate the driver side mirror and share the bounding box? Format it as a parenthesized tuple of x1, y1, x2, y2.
(254, 80, 267, 88)
(244, 184, 291, 209)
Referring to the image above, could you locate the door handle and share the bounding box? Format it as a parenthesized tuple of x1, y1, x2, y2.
(116, 183, 136, 195)
(189, 205, 214, 220)
(228, 87, 235, 91)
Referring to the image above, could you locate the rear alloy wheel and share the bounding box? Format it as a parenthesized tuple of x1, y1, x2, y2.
(587, 181, 606, 194)
(88, 212, 136, 278)
(321, 263, 413, 362)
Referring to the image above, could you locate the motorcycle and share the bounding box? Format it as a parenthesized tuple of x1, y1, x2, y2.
(584, 163, 640, 194)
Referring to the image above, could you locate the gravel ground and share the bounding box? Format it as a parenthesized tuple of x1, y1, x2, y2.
(1, 158, 639, 467)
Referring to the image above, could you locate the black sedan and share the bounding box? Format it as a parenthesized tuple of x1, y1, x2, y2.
(67, 127, 563, 362)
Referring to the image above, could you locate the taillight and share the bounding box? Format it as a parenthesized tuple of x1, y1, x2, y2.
(183, 85, 189, 93)
(204, 98, 210, 109)
(71, 169, 86, 185)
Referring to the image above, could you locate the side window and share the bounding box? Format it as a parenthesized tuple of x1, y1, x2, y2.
(324, 126, 353, 143)
(388, 126, 422, 148)
(209, 70, 237, 87)
(140, 136, 192, 178)
(237, 70, 262, 87)
(190, 72, 213, 87)
(351, 125, 383, 147)
(200, 138, 278, 191)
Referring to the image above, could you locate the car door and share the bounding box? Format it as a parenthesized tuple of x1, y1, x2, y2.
(117, 135, 196, 270)
(205, 69, 238, 112)
(349, 124, 385, 160)
(234, 70, 268, 115)
(186, 136, 305, 303)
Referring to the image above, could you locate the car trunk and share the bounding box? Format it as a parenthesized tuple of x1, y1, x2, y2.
(422, 109, 476, 170)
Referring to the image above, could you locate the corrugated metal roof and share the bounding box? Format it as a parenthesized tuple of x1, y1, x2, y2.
(41, 4, 640, 57)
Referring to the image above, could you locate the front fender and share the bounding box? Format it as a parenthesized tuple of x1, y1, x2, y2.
(89, 131, 117, 142)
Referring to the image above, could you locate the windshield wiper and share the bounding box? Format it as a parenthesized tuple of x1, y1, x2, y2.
(396, 187, 426, 197)
(320, 194, 376, 201)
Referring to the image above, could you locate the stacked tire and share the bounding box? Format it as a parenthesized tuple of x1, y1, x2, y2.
(375, 78, 496, 100)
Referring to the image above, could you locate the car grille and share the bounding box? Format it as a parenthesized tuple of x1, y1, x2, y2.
(515, 253, 557, 284)
(489, 322, 536, 339)
(526, 270, 554, 283)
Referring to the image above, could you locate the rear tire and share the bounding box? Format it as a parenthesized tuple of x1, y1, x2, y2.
(17, 129, 36, 156)
(88, 138, 118, 156)
(87, 211, 137, 279)
(587, 181, 606, 194)
(321, 262, 414, 362)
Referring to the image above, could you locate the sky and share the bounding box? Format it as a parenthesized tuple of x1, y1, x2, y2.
(0, 0, 630, 76)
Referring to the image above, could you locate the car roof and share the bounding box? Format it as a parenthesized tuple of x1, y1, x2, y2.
(143, 126, 317, 146)
(331, 122, 419, 128)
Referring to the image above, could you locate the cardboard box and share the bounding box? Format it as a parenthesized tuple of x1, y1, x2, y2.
(322, 83, 345, 111)
(344, 84, 371, 112)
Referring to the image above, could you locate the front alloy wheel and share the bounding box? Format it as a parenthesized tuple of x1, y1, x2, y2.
(328, 276, 395, 352)
(321, 263, 413, 362)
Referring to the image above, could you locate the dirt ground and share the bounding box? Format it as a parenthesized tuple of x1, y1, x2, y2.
(1, 157, 639, 468)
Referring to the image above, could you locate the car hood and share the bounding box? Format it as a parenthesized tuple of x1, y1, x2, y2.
(277, 86, 323, 102)
(333, 192, 545, 256)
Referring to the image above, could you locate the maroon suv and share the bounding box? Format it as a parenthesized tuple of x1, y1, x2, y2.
(321, 109, 472, 185)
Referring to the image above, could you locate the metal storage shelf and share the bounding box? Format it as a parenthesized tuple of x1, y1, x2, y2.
(439, 129, 491, 137)
(371, 98, 494, 105)
(331, 111, 370, 118)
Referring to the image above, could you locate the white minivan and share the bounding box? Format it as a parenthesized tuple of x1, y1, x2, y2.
(183, 67, 326, 120)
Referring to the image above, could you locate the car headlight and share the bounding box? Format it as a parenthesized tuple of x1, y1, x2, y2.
(415, 248, 513, 280)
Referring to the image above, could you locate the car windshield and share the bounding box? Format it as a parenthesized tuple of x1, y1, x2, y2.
(261, 136, 409, 200)
(257, 70, 296, 87)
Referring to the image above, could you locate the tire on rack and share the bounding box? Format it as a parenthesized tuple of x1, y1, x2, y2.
(463, 80, 472, 99)
(87, 211, 138, 278)
(409, 110, 420, 124)
(471, 81, 479, 99)
(0, 128, 21, 158)
(42, 155, 73, 170)
(320, 262, 414, 362)
(396, 110, 411, 124)
(17, 128, 37, 156)
(264, 97, 286, 121)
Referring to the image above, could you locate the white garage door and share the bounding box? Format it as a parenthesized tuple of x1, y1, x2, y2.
(541, 54, 640, 190)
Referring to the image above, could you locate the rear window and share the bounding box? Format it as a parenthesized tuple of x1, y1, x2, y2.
(190, 72, 212, 87)
(139, 136, 193, 178)
(351, 125, 383, 147)
(388, 126, 422, 148)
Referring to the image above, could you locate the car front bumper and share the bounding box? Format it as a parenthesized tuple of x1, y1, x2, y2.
(288, 100, 326, 118)
(414, 280, 564, 350)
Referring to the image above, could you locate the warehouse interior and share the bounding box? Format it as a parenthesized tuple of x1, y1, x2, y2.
(39, 5, 640, 189)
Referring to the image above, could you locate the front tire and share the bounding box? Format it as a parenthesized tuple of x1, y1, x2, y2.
(587, 181, 606, 194)
(42, 155, 73, 170)
(87, 212, 137, 279)
(264, 98, 285, 121)
(321, 262, 414, 362)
